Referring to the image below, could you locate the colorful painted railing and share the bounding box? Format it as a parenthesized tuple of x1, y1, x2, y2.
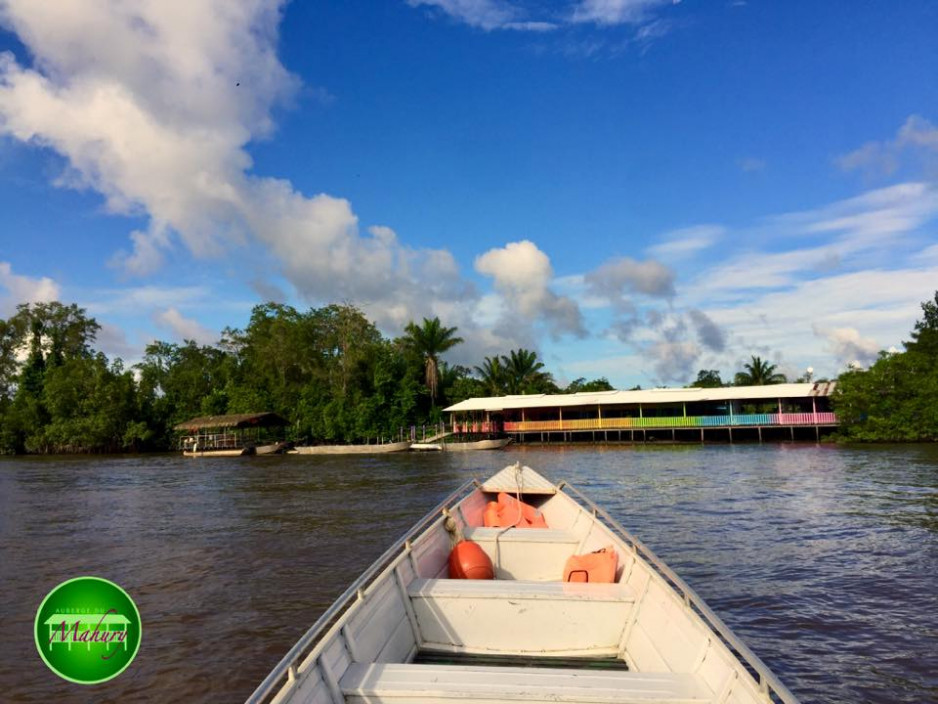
(502, 412, 837, 433)
(453, 422, 499, 434)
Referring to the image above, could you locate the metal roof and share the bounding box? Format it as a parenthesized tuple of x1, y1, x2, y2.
(444, 382, 836, 413)
(174, 412, 288, 431)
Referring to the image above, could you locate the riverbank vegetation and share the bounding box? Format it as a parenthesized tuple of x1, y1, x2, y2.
(832, 292, 938, 442)
(0, 301, 607, 454)
(2, 292, 935, 453)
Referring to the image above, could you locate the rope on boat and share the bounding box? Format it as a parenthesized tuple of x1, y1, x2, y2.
(442, 509, 464, 546)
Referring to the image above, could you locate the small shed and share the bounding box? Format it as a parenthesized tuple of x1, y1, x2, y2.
(174, 412, 288, 432)
(174, 412, 289, 454)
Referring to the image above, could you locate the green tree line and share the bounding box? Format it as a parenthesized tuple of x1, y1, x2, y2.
(0, 301, 610, 454)
(6, 293, 931, 452)
(832, 292, 938, 442)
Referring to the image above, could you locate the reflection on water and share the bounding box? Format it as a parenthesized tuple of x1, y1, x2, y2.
(1, 445, 936, 703)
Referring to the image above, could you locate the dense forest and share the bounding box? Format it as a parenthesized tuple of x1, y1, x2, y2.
(0, 301, 608, 454)
(1, 292, 935, 453)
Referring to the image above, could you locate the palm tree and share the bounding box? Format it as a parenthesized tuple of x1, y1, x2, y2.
(474, 356, 506, 396)
(502, 348, 551, 394)
(403, 317, 463, 403)
(734, 355, 787, 386)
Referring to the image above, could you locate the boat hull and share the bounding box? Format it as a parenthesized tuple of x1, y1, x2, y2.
(289, 440, 412, 455)
(248, 464, 800, 704)
(183, 447, 249, 457)
(442, 437, 512, 451)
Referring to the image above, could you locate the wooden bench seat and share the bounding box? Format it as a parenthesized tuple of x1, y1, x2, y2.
(461, 527, 582, 580)
(463, 527, 581, 543)
(341, 663, 713, 703)
(407, 579, 636, 656)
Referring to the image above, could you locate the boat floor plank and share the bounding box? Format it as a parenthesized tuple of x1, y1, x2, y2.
(414, 651, 630, 671)
(340, 663, 712, 703)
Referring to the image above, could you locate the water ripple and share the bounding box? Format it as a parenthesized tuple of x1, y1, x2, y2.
(1, 445, 936, 703)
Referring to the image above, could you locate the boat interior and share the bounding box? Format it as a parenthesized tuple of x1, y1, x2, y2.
(262, 466, 790, 704)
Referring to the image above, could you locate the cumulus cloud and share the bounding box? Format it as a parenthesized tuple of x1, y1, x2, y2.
(688, 308, 726, 352)
(836, 115, 938, 179)
(475, 240, 586, 339)
(584, 256, 675, 309)
(648, 340, 699, 383)
(813, 324, 880, 367)
(0, 1, 490, 336)
(95, 322, 141, 362)
(154, 307, 218, 346)
(0, 261, 60, 315)
(250, 278, 287, 304)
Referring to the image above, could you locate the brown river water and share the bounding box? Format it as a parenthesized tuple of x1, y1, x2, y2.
(1, 444, 936, 703)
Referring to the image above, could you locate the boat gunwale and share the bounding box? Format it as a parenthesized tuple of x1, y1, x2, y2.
(245, 478, 480, 704)
(556, 480, 799, 704)
(248, 471, 800, 704)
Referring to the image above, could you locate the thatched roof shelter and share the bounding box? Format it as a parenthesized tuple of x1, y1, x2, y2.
(174, 412, 288, 432)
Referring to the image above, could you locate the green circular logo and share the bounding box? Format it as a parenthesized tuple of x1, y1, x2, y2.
(34, 576, 142, 685)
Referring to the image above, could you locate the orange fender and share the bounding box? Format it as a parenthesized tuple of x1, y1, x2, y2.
(449, 540, 494, 579)
(563, 546, 618, 583)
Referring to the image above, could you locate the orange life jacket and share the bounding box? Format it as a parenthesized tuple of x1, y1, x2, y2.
(563, 546, 618, 583)
(482, 492, 548, 528)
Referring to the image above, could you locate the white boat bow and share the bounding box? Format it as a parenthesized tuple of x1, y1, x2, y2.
(248, 463, 799, 704)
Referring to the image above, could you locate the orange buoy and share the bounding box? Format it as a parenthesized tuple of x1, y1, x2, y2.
(448, 540, 495, 579)
(563, 546, 618, 583)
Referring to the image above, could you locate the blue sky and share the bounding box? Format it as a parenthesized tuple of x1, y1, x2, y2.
(1, 0, 937, 387)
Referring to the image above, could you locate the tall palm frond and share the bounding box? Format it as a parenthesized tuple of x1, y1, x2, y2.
(403, 317, 463, 402)
(474, 356, 506, 396)
(734, 355, 787, 385)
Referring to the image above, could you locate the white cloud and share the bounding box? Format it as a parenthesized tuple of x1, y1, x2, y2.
(693, 183, 938, 299)
(406, 0, 557, 31)
(82, 285, 215, 316)
(154, 307, 218, 345)
(0, 0, 490, 336)
(812, 325, 881, 367)
(406, 0, 678, 35)
(95, 322, 142, 362)
(571, 0, 677, 26)
(0, 261, 60, 315)
(647, 339, 699, 383)
(584, 256, 675, 308)
(836, 115, 938, 178)
(645, 224, 723, 261)
(596, 183, 938, 384)
(687, 308, 726, 352)
(475, 240, 586, 339)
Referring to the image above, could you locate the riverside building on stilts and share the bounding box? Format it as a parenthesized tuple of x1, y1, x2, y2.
(444, 382, 838, 444)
